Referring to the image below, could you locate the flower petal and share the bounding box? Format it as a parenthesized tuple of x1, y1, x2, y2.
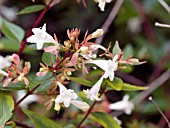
(71, 100, 90, 111)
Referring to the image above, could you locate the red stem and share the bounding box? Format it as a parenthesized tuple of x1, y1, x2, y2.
(77, 83, 107, 128)
(17, 0, 54, 56)
(14, 84, 41, 109)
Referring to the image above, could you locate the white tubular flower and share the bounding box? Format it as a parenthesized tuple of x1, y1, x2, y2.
(84, 76, 104, 101)
(70, 100, 90, 112)
(84, 55, 118, 101)
(55, 82, 78, 111)
(0, 55, 11, 69)
(54, 82, 89, 111)
(86, 55, 118, 81)
(108, 94, 134, 115)
(27, 24, 56, 50)
(98, 0, 112, 11)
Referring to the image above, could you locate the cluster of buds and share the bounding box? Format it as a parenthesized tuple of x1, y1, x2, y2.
(1, 54, 30, 87)
(26, 24, 144, 112)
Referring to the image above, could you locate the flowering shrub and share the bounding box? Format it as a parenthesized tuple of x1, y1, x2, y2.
(1, 0, 170, 128)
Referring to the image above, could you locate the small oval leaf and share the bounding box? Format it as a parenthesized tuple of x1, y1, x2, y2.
(17, 5, 45, 15)
(1, 19, 25, 42)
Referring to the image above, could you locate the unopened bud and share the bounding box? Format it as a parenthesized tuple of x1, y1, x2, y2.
(64, 41, 70, 48)
(92, 29, 103, 38)
(18, 73, 24, 81)
(67, 71, 72, 76)
(61, 76, 65, 80)
(40, 68, 45, 72)
(80, 46, 88, 54)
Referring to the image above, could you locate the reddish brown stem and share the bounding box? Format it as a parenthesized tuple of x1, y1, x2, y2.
(14, 84, 41, 109)
(54, 52, 71, 70)
(17, 0, 54, 56)
(77, 83, 107, 128)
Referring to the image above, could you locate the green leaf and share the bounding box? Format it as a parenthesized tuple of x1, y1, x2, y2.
(112, 41, 121, 55)
(28, 72, 54, 90)
(0, 82, 26, 91)
(69, 77, 93, 87)
(123, 44, 134, 60)
(122, 83, 148, 91)
(0, 91, 14, 126)
(1, 19, 25, 42)
(91, 112, 122, 128)
(17, 5, 45, 15)
(42, 52, 56, 66)
(106, 77, 123, 91)
(23, 110, 61, 128)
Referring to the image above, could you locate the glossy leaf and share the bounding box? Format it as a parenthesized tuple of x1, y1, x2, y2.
(106, 77, 123, 91)
(17, 5, 45, 15)
(28, 72, 54, 90)
(42, 52, 56, 66)
(69, 77, 93, 87)
(0, 82, 26, 91)
(91, 112, 121, 128)
(0, 91, 14, 126)
(23, 110, 61, 128)
(122, 83, 148, 91)
(1, 19, 25, 42)
(112, 41, 121, 55)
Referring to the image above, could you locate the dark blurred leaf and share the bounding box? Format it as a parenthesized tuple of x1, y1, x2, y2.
(122, 83, 148, 91)
(1, 19, 25, 42)
(17, 5, 45, 15)
(23, 110, 61, 128)
(106, 77, 123, 91)
(91, 112, 121, 128)
(0, 91, 14, 126)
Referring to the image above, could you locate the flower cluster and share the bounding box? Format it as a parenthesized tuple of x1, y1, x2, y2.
(25, 24, 143, 113)
(0, 54, 30, 87)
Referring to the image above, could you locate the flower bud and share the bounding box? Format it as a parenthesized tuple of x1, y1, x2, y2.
(91, 29, 103, 38)
(67, 71, 72, 76)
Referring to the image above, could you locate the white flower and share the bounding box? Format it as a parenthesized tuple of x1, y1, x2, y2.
(16, 90, 38, 109)
(84, 76, 104, 101)
(108, 94, 134, 115)
(55, 82, 89, 111)
(27, 24, 56, 50)
(0, 55, 11, 69)
(80, 44, 106, 59)
(86, 55, 118, 81)
(84, 55, 118, 101)
(98, 0, 112, 11)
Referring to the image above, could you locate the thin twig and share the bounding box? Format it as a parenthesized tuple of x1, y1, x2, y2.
(132, 69, 170, 104)
(95, 0, 124, 45)
(157, 0, 170, 14)
(77, 83, 107, 128)
(14, 84, 41, 109)
(148, 97, 170, 128)
(155, 22, 170, 28)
